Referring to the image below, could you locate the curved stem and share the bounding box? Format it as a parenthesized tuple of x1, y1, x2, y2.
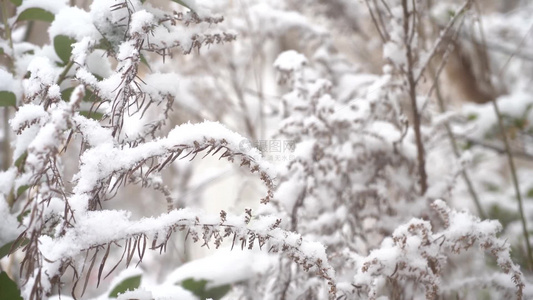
(473, 0, 532, 270)
(57, 60, 74, 86)
(492, 98, 533, 270)
(402, 0, 427, 195)
(434, 77, 486, 219)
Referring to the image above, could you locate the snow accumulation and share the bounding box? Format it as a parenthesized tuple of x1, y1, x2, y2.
(72, 114, 114, 146)
(116, 289, 153, 300)
(90, 0, 142, 31)
(24, 57, 59, 97)
(71, 37, 95, 65)
(9, 104, 49, 160)
(462, 92, 533, 140)
(48, 7, 99, 40)
(142, 73, 183, 101)
(9, 104, 48, 133)
(0, 69, 22, 100)
(72, 121, 274, 204)
(130, 10, 154, 35)
(165, 248, 255, 288)
(15, 0, 67, 21)
(117, 40, 138, 61)
(0, 170, 20, 245)
(274, 50, 308, 72)
(247, 3, 326, 36)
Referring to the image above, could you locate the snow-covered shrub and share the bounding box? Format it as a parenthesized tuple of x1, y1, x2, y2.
(1, 1, 280, 299)
(1, 0, 532, 300)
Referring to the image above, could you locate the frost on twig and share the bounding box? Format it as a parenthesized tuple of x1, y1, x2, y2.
(268, 48, 418, 299)
(15, 117, 277, 299)
(33, 208, 337, 299)
(352, 200, 525, 300)
(7, 1, 264, 299)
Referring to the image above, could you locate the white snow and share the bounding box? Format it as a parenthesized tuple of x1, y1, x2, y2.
(117, 289, 152, 300)
(48, 6, 99, 40)
(9, 104, 48, 133)
(0, 192, 21, 245)
(165, 248, 254, 288)
(130, 10, 154, 35)
(117, 40, 138, 62)
(71, 37, 95, 65)
(0, 69, 22, 101)
(24, 57, 59, 97)
(462, 92, 533, 139)
(15, 0, 67, 20)
(71, 121, 274, 211)
(274, 50, 308, 72)
(383, 41, 406, 66)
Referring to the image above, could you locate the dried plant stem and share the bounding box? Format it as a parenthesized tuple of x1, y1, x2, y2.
(364, 0, 387, 44)
(230, 65, 256, 141)
(402, 0, 427, 195)
(423, 9, 483, 216)
(433, 78, 486, 219)
(464, 138, 533, 161)
(415, 0, 471, 85)
(473, 0, 533, 269)
(492, 98, 533, 270)
(279, 260, 292, 300)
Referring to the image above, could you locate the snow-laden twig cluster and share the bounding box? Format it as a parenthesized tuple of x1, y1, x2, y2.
(2, 0, 533, 299)
(352, 200, 524, 300)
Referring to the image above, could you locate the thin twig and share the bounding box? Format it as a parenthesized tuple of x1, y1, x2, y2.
(365, 0, 387, 44)
(414, 0, 472, 85)
(433, 77, 486, 219)
(491, 98, 533, 270)
(463, 138, 533, 161)
(57, 60, 75, 86)
(402, 0, 427, 195)
(497, 22, 533, 78)
(424, 1, 483, 216)
(473, 0, 533, 270)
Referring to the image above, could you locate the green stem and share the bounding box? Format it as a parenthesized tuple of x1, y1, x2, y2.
(402, 0, 428, 195)
(1, 0, 14, 207)
(492, 98, 533, 270)
(1, 0, 15, 73)
(23, 20, 34, 42)
(57, 60, 74, 86)
(3, 107, 11, 170)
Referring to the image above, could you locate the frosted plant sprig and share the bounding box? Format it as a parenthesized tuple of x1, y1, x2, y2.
(72, 0, 237, 139)
(5, 2, 255, 299)
(12, 89, 84, 300)
(431, 200, 525, 299)
(70, 120, 275, 213)
(16, 117, 277, 299)
(269, 48, 420, 299)
(160, 10, 225, 26)
(32, 209, 335, 299)
(351, 200, 525, 300)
